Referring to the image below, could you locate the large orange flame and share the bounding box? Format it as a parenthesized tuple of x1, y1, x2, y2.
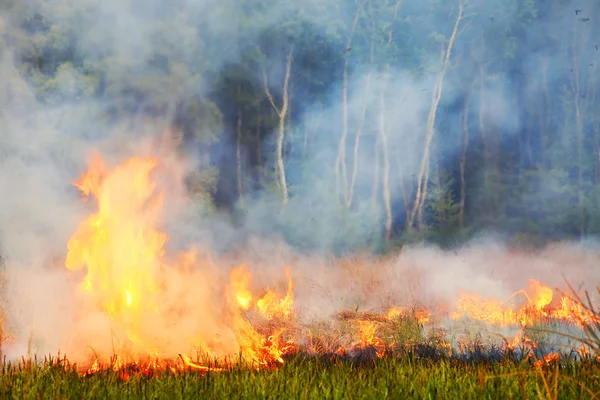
(65, 152, 296, 371)
(66, 153, 165, 352)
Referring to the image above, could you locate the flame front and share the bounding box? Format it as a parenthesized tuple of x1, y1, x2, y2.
(66, 153, 165, 352)
(55, 150, 600, 375)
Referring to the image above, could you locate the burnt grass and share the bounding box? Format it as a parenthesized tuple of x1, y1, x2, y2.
(0, 345, 599, 399)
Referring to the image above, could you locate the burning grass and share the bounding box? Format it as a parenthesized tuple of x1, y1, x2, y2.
(2, 345, 600, 399)
(3, 150, 600, 396)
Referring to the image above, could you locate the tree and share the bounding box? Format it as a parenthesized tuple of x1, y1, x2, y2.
(406, 0, 467, 232)
(263, 48, 293, 205)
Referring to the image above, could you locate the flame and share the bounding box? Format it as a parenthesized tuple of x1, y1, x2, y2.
(230, 264, 253, 310)
(450, 279, 600, 327)
(50, 150, 600, 376)
(256, 269, 294, 319)
(356, 320, 385, 357)
(533, 352, 560, 368)
(66, 153, 165, 355)
(529, 279, 553, 310)
(65, 152, 295, 372)
(386, 307, 431, 324)
(226, 265, 296, 367)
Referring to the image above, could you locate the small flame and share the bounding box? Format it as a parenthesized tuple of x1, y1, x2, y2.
(256, 269, 294, 319)
(230, 264, 253, 310)
(450, 279, 600, 327)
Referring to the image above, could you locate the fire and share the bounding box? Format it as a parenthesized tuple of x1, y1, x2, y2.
(66, 153, 165, 354)
(256, 269, 294, 319)
(529, 279, 553, 310)
(356, 320, 385, 357)
(450, 279, 600, 327)
(533, 352, 560, 368)
(12, 148, 597, 377)
(64, 151, 296, 372)
(386, 307, 431, 324)
(226, 265, 296, 367)
(230, 264, 253, 310)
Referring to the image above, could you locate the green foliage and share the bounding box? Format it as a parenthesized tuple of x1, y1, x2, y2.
(425, 175, 460, 229)
(34, 62, 98, 102)
(186, 168, 219, 208)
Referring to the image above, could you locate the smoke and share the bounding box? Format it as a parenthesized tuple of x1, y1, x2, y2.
(0, 0, 599, 364)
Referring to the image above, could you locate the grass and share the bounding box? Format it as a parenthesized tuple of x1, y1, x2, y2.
(2, 311, 600, 399)
(3, 275, 600, 398)
(0, 350, 599, 399)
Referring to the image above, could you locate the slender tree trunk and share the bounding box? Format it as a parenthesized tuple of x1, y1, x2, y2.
(517, 109, 524, 168)
(477, 65, 490, 221)
(285, 79, 295, 169)
(338, 55, 350, 200)
(406, 0, 465, 231)
(336, 0, 367, 202)
(399, 168, 411, 222)
(536, 93, 544, 167)
(236, 108, 244, 206)
(347, 24, 375, 208)
(256, 104, 264, 187)
(541, 55, 551, 169)
(416, 157, 431, 230)
(524, 97, 533, 167)
(591, 65, 599, 185)
(378, 0, 404, 239)
(459, 82, 473, 229)
(263, 48, 293, 204)
(571, 40, 584, 239)
(372, 131, 380, 206)
(379, 78, 392, 241)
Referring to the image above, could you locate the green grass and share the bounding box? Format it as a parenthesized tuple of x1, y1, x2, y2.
(0, 353, 599, 399)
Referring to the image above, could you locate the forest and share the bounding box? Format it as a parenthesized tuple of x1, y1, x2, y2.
(1, 0, 599, 254)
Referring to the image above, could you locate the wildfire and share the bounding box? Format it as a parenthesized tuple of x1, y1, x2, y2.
(64, 151, 296, 373)
(5, 149, 597, 378)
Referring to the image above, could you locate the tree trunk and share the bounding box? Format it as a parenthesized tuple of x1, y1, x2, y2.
(540, 55, 551, 169)
(236, 108, 244, 206)
(406, 0, 465, 231)
(459, 81, 474, 229)
(477, 65, 491, 222)
(263, 47, 293, 205)
(591, 65, 599, 185)
(346, 72, 371, 208)
(571, 36, 584, 239)
(347, 9, 376, 208)
(337, 54, 350, 200)
(379, 80, 392, 242)
(378, 0, 405, 239)
(372, 131, 380, 206)
(285, 78, 295, 169)
(336, 0, 367, 203)
(256, 104, 264, 187)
